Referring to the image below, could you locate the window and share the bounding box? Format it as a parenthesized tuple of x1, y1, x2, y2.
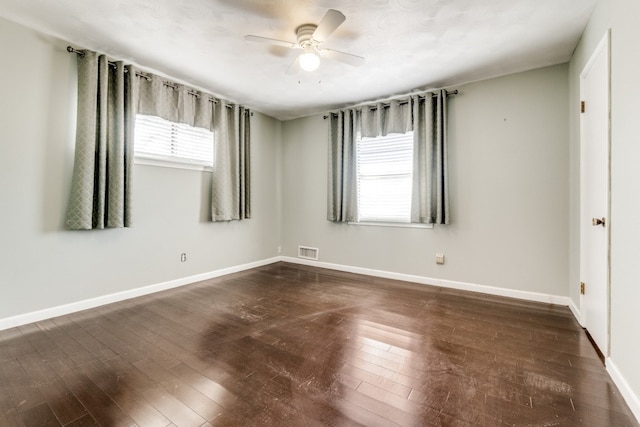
(134, 114, 213, 168)
(356, 131, 414, 223)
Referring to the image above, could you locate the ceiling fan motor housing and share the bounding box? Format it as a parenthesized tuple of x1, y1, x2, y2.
(296, 24, 318, 49)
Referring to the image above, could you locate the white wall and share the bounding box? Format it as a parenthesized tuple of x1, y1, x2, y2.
(0, 17, 281, 319)
(281, 64, 570, 298)
(569, 0, 640, 414)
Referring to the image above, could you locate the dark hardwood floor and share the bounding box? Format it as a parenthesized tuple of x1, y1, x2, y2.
(0, 262, 637, 426)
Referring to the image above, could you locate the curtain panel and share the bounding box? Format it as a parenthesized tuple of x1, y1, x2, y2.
(327, 90, 449, 225)
(212, 103, 251, 221)
(65, 51, 137, 230)
(327, 110, 358, 222)
(412, 91, 449, 224)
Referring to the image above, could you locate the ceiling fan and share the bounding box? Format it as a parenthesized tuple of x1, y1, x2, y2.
(244, 9, 365, 74)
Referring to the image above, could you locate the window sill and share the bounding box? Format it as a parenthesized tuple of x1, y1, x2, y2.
(134, 156, 213, 172)
(348, 221, 434, 229)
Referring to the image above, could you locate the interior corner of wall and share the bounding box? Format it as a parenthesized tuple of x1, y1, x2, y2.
(568, 296, 584, 326)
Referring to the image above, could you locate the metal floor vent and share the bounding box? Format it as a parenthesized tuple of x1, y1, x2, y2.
(298, 245, 319, 261)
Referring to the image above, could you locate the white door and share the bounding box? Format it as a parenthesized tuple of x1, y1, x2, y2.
(580, 31, 610, 357)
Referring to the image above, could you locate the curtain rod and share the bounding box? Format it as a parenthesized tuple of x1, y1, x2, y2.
(67, 46, 85, 57)
(67, 46, 152, 80)
(66, 46, 250, 111)
(322, 90, 458, 119)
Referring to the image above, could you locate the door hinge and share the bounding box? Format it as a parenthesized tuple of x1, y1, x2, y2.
(581, 101, 586, 113)
(580, 282, 585, 295)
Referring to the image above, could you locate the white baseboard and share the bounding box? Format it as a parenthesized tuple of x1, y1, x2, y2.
(607, 358, 640, 423)
(569, 298, 584, 326)
(280, 256, 571, 306)
(0, 257, 281, 332)
(1, 255, 576, 331)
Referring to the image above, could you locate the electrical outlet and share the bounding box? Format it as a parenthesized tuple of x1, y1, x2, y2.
(436, 253, 445, 265)
(277, 246, 282, 254)
(180, 253, 187, 262)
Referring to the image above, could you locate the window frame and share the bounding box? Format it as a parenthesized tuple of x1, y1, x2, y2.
(354, 131, 430, 227)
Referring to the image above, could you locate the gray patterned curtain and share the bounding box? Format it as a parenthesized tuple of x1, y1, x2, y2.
(137, 76, 213, 131)
(66, 50, 251, 226)
(65, 51, 137, 230)
(411, 91, 449, 224)
(211, 102, 251, 221)
(327, 110, 358, 222)
(327, 90, 449, 224)
(360, 99, 412, 136)
(138, 73, 250, 222)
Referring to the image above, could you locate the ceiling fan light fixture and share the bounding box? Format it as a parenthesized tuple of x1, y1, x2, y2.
(245, 9, 363, 75)
(299, 51, 320, 72)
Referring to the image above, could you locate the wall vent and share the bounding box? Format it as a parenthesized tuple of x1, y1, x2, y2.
(297, 245, 319, 261)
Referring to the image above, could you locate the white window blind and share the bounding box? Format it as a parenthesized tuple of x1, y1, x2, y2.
(134, 114, 213, 167)
(356, 132, 414, 223)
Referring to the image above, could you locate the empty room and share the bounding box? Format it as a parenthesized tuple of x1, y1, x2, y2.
(1, 0, 639, 425)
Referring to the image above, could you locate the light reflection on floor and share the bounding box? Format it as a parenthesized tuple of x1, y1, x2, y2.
(338, 312, 422, 425)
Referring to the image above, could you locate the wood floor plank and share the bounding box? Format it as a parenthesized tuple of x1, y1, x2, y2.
(0, 328, 37, 363)
(63, 414, 99, 426)
(0, 357, 46, 413)
(0, 262, 636, 426)
(0, 392, 26, 427)
(36, 319, 97, 368)
(18, 351, 87, 425)
(19, 401, 61, 427)
(80, 359, 172, 427)
(50, 318, 117, 363)
(59, 370, 137, 427)
(91, 307, 180, 370)
(141, 387, 206, 427)
(133, 358, 224, 421)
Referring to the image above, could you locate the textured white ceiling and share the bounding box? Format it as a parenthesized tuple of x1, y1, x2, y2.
(0, 0, 596, 120)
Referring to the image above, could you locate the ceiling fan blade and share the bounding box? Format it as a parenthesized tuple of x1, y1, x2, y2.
(312, 9, 346, 43)
(244, 35, 297, 49)
(321, 49, 365, 67)
(285, 56, 300, 75)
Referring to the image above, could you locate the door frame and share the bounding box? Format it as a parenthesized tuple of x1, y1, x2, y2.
(579, 29, 611, 357)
